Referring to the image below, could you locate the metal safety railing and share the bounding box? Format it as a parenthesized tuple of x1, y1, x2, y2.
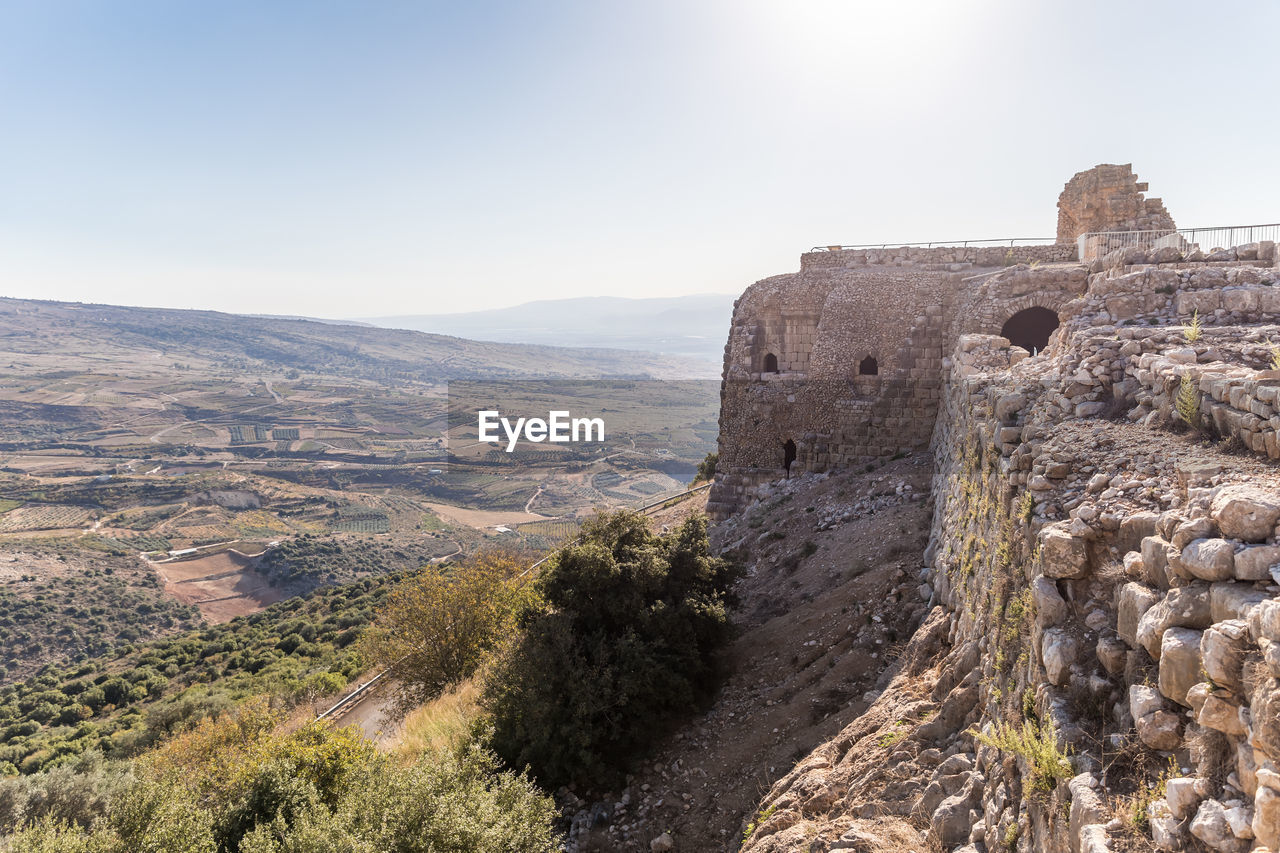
(1077, 223, 1280, 262)
(314, 480, 715, 722)
(810, 237, 1056, 251)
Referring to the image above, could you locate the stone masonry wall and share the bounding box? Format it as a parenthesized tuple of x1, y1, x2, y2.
(922, 322, 1280, 852)
(708, 261, 964, 519)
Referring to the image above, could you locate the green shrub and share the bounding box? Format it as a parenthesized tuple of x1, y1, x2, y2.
(482, 511, 737, 787)
(970, 719, 1071, 794)
(691, 452, 717, 485)
(3, 705, 557, 853)
(1175, 373, 1200, 429)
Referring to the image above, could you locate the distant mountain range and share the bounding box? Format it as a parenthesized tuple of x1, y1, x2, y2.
(0, 297, 718, 380)
(359, 294, 737, 367)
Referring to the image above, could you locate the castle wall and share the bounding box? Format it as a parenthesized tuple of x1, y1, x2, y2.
(708, 256, 1090, 520)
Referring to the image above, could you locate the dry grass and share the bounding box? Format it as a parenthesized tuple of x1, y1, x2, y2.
(394, 679, 481, 759)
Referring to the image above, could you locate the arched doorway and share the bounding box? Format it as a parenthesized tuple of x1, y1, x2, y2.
(763, 353, 778, 373)
(1001, 307, 1059, 354)
(783, 439, 796, 477)
(858, 355, 878, 375)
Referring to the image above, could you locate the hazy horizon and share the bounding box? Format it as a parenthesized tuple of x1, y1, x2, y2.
(2, 0, 1277, 318)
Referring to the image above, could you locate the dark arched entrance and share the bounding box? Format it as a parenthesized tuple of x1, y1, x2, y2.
(763, 353, 778, 373)
(858, 355, 878, 375)
(783, 439, 796, 477)
(1001, 307, 1059, 354)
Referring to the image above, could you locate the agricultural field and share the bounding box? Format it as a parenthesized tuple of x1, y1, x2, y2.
(0, 296, 719, 684)
(0, 573, 401, 775)
(0, 547, 202, 682)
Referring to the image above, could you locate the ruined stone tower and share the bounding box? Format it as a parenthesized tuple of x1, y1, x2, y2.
(708, 165, 1174, 519)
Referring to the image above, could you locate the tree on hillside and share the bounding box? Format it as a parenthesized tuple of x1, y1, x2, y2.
(359, 550, 532, 716)
(482, 510, 737, 787)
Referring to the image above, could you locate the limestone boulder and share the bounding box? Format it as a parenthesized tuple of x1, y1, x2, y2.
(1141, 535, 1175, 586)
(1180, 538, 1236, 581)
(1042, 628, 1077, 686)
(1117, 582, 1160, 648)
(1165, 777, 1202, 820)
(1130, 684, 1182, 750)
(1210, 582, 1269, 623)
(1137, 584, 1212, 659)
(1159, 627, 1204, 706)
(1041, 524, 1091, 579)
(1032, 575, 1068, 627)
(1211, 485, 1280, 542)
(1198, 692, 1246, 736)
(994, 393, 1027, 424)
(1201, 620, 1249, 692)
(1173, 517, 1216, 549)
(1251, 598, 1280, 643)
(1233, 543, 1280, 581)
(1255, 785, 1280, 850)
(1190, 798, 1249, 852)
(1096, 635, 1127, 676)
(1251, 680, 1280, 761)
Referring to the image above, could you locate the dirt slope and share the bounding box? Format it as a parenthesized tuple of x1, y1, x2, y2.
(562, 455, 936, 851)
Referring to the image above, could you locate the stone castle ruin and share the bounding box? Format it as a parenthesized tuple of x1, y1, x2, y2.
(716, 166, 1280, 852)
(709, 164, 1178, 519)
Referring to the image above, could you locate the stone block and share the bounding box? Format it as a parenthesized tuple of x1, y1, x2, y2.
(1181, 538, 1236, 581)
(1201, 620, 1249, 692)
(1234, 544, 1280, 580)
(1137, 584, 1212, 658)
(1117, 582, 1160, 648)
(1041, 524, 1091, 578)
(1211, 485, 1280, 541)
(1158, 627, 1204, 707)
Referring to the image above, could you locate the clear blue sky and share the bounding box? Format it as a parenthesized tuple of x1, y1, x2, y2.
(1, 0, 1276, 317)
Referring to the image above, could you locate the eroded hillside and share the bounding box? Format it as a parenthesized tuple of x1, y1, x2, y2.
(558, 456, 934, 851)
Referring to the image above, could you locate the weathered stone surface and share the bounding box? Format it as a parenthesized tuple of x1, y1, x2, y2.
(1211, 485, 1280, 541)
(1137, 585, 1212, 658)
(1096, 635, 1127, 676)
(994, 393, 1027, 424)
(1117, 582, 1160, 648)
(1040, 524, 1091, 578)
(1173, 517, 1217, 549)
(1180, 538, 1236, 581)
(929, 773, 982, 846)
(1068, 773, 1105, 853)
(1211, 582, 1269, 623)
(1223, 805, 1253, 840)
(1159, 627, 1204, 706)
(1032, 575, 1068, 627)
(1255, 785, 1280, 850)
(1078, 824, 1108, 853)
(1251, 681, 1280, 761)
(1201, 620, 1249, 691)
(1131, 684, 1182, 750)
(1190, 798, 1249, 852)
(1198, 692, 1246, 736)
(1141, 535, 1175, 586)
(1165, 777, 1202, 820)
(1150, 814, 1185, 850)
(1252, 598, 1280, 643)
(1233, 543, 1280, 580)
(1042, 628, 1077, 686)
